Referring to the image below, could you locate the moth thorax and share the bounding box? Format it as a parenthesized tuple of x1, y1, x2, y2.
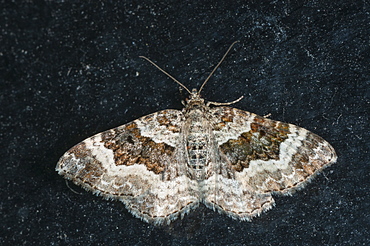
(186, 124, 209, 180)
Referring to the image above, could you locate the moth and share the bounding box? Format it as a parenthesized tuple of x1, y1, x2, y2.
(56, 41, 337, 225)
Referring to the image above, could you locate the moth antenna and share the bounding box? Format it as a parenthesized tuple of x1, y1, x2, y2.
(139, 56, 192, 94)
(198, 41, 240, 94)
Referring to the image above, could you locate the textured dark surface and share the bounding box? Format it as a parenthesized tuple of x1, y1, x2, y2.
(1, 1, 369, 245)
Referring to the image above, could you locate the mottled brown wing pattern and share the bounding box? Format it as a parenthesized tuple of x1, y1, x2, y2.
(203, 106, 337, 221)
(56, 109, 199, 225)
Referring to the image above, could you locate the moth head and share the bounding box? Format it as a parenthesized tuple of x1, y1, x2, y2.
(185, 88, 205, 108)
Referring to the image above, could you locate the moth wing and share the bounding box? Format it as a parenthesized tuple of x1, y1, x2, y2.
(203, 106, 337, 220)
(56, 109, 199, 225)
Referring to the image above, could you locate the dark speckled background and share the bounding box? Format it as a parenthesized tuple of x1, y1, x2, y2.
(1, 1, 369, 245)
